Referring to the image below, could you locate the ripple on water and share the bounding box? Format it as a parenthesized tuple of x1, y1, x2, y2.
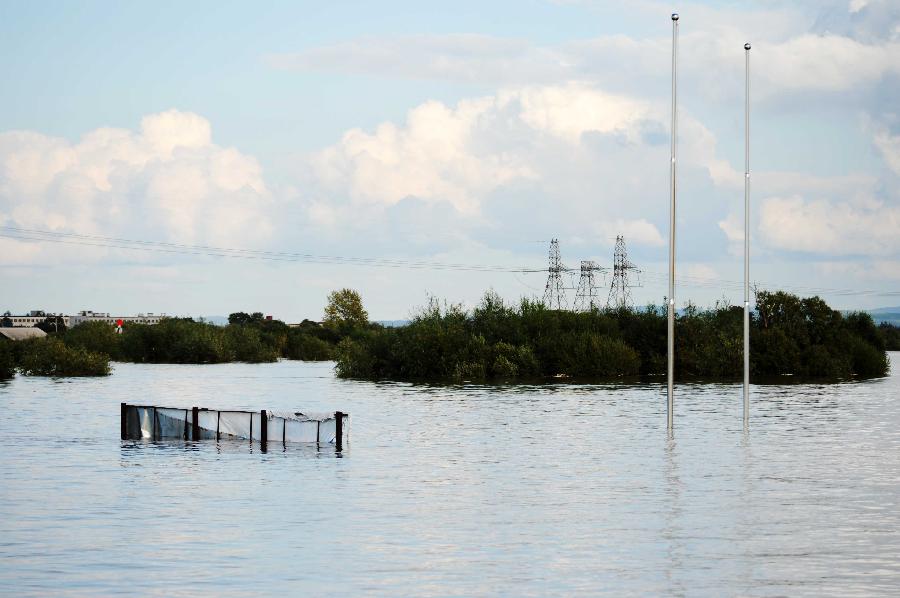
(1, 356, 899, 596)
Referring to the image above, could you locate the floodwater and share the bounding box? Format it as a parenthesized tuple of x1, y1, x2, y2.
(1, 355, 899, 597)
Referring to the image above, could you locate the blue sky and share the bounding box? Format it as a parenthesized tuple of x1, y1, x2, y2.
(2, 1, 899, 320)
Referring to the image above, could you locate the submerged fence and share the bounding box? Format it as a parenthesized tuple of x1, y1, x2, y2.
(120, 403, 348, 451)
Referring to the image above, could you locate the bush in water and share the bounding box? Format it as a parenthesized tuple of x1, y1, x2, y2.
(0, 340, 15, 380)
(63, 321, 122, 359)
(17, 337, 110, 377)
(335, 290, 890, 382)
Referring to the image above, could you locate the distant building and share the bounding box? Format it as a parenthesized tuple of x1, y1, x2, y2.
(288, 319, 323, 329)
(3, 311, 68, 327)
(2, 310, 165, 328)
(68, 311, 165, 327)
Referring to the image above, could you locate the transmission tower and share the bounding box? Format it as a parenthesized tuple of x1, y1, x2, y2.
(574, 261, 603, 311)
(607, 235, 641, 309)
(543, 238, 567, 310)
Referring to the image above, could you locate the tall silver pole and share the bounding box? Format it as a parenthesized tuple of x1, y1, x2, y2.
(743, 42, 751, 426)
(667, 13, 679, 431)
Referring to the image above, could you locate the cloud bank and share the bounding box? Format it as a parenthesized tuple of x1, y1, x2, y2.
(0, 110, 271, 264)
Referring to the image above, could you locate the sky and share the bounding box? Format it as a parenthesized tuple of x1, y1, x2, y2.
(1, 0, 899, 321)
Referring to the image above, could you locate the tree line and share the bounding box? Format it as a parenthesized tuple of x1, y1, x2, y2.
(0, 289, 370, 378)
(1, 288, 896, 381)
(334, 290, 892, 382)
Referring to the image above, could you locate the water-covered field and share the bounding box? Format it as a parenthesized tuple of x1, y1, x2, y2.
(1, 356, 899, 596)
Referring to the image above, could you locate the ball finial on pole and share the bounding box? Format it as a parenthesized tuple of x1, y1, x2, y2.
(672, 13, 679, 20)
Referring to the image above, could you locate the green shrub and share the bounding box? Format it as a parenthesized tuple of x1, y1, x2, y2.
(64, 321, 121, 359)
(334, 290, 888, 382)
(0, 340, 15, 380)
(335, 337, 375, 378)
(18, 337, 110, 377)
(880, 323, 900, 351)
(223, 325, 278, 363)
(491, 355, 518, 379)
(285, 330, 334, 361)
(847, 335, 890, 378)
(120, 319, 229, 364)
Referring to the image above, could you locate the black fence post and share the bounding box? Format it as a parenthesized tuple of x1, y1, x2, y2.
(334, 411, 344, 452)
(121, 403, 127, 439)
(192, 407, 199, 441)
(260, 410, 267, 452)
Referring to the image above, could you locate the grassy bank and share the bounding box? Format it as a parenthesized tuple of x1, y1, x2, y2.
(335, 290, 891, 382)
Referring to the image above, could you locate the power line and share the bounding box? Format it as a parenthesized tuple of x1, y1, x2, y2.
(0, 226, 543, 274)
(3, 225, 899, 298)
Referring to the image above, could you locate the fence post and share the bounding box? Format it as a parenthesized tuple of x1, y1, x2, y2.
(260, 410, 267, 452)
(192, 407, 199, 441)
(121, 403, 127, 439)
(334, 411, 343, 452)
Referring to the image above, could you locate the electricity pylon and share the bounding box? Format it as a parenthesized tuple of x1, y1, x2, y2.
(542, 238, 567, 310)
(606, 235, 641, 309)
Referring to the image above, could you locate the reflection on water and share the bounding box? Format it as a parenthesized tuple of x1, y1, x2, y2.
(1, 356, 900, 596)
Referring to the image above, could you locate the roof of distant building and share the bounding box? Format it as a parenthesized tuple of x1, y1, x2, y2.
(0, 328, 47, 341)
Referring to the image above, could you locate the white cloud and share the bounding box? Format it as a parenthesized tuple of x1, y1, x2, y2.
(0, 110, 271, 265)
(850, 0, 870, 15)
(268, 7, 900, 102)
(763, 34, 900, 92)
(307, 82, 735, 217)
(718, 212, 744, 243)
(512, 85, 651, 143)
(759, 195, 900, 255)
(310, 96, 535, 214)
(872, 122, 900, 175)
(817, 259, 900, 281)
(597, 218, 665, 247)
(141, 110, 211, 157)
(267, 34, 559, 84)
(683, 263, 719, 282)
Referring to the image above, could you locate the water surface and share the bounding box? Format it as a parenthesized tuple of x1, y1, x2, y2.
(1, 356, 899, 596)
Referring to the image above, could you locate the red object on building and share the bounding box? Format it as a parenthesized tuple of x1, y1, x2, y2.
(116, 319, 124, 327)
(266, 315, 273, 320)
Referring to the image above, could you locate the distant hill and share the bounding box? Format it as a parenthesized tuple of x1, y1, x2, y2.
(841, 307, 900, 326)
(873, 313, 900, 326)
(376, 320, 410, 328)
(199, 315, 229, 326)
(866, 305, 900, 318)
(866, 307, 900, 326)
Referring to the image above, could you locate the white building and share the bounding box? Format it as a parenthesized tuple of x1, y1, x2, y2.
(68, 311, 165, 327)
(2, 310, 165, 328)
(2, 311, 67, 327)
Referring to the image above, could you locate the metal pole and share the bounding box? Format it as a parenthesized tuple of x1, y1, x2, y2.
(667, 12, 679, 431)
(743, 42, 751, 426)
(260, 409, 268, 452)
(334, 411, 344, 452)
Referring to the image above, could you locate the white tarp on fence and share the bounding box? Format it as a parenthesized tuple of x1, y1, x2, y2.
(122, 404, 348, 448)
